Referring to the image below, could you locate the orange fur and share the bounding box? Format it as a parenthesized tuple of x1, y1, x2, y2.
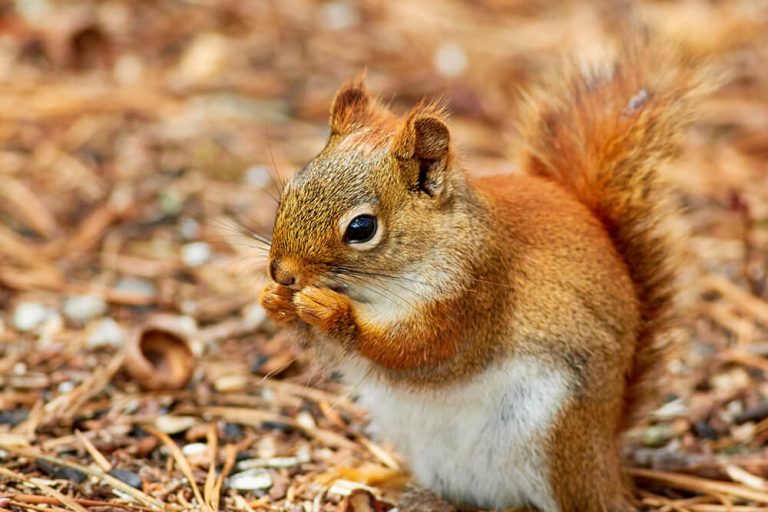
(516, 44, 713, 425)
(259, 44, 716, 511)
(260, 282, 297, 323)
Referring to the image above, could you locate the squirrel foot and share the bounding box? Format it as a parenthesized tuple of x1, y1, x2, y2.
(259, 282, 297, 323)
(397, 487, 457, 512)
(293, 286, 352, 332)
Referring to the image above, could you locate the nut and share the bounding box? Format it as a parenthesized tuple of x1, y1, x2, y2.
(124, 315, 197, 391)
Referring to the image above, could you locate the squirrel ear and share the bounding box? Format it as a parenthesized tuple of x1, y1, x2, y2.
(393, 112, 451, 197)
(329, 77, 371, 135)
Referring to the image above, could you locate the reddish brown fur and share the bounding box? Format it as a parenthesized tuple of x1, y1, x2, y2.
(516, 45, 712, 425)
(260, 45, 714, 511)
(287, 285, 467, 370)
(477, 174, 639, 510)
(329, 75, 398, 143)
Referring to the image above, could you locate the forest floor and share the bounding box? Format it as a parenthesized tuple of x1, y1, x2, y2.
(1, 1, 768, 511)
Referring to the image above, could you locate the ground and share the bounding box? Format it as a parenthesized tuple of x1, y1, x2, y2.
(1, 1, 768, 511)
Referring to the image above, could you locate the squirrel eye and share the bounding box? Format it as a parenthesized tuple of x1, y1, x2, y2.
(344, 214, 377, 244)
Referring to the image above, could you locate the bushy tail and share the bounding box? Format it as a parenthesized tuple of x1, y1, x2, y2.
(516, 44, 715, 425)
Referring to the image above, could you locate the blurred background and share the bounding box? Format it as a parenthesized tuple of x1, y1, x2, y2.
(0, 1, 767, 511)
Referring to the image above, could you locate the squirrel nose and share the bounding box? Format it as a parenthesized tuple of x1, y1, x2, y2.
(270, 259, 296, 287)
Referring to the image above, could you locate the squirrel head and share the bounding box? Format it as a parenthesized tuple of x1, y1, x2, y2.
(267, 77, 475, 307)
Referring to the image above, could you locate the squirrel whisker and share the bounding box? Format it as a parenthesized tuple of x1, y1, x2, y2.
(330, 270, 418, 310)
(331, 266, 430, 305)
(264, 128, 288, 195)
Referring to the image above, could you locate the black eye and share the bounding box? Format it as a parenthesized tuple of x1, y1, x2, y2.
(344, 214, 377, 244)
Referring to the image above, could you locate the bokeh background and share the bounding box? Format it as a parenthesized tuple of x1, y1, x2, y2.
(1, 1, 768, 511)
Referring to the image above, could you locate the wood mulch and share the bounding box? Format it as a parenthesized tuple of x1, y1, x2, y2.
(1, 1, 767, 511)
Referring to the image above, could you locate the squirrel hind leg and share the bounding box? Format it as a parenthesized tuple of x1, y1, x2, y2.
(546, 400, 638, 512)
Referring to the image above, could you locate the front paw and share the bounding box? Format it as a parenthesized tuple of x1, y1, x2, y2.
(259, 281, 297, 324)
(293, 286, 351, 332)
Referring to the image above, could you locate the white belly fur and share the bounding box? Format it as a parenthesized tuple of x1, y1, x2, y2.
(340, 356, 571, 511)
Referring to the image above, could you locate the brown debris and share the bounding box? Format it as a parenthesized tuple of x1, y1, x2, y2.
(123, 315, 197, 391)
(0, 1, 767, 511)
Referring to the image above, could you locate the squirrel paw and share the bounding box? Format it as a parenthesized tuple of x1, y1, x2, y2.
(293, 286, 351, 332)
(259, 282, 297, 323)
(397, 487, 456, 512)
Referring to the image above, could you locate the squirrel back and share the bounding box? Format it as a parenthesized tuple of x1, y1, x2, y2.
(516, 45, 712, 424)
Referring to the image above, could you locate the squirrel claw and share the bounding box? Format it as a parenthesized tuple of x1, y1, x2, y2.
(259, 282, 297, 324)
(293, 286, 351, 332)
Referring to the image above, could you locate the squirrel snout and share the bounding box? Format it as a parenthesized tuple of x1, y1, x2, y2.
(270, 258, 299, 288)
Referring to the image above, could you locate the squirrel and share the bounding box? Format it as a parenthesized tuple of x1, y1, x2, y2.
(258, 45, 711, 511)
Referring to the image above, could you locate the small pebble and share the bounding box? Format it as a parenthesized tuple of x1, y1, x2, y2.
(693, 420, 719, 440)
(87, 318, 124, 348)
(62, 295, 107, 324)
(109, 468, 143, 489)
(0, 409, 29, 426)
(181, 442, 208, 457)
(214, 374, 248, 393)
(711, 368, 750, 393)
(13, 302, 51, 332)
(434, 41, 468, 78)
(261, 421, 294, 434)
(227, 468, 273, 491)
(236, 454, 310, 471)
(296, 411, 316, 430)
(158, 190, 183, 215)
(242, 302, 267, 329)
(129, 423, 146, 437)
(731, 422, 756, 443)
(179, 217, 200, 239)
(182, 442, 210, 466)
(38, 312, 63, 346)
(720, 399, 745, 424)
(115, 277, 156, 297)
(652, 398, 687, 420)
(642, 423, 676, 448)
(155, 415, 197, 435)
(736, 401, 768, 424)
(36, 459, 86, 483)
(177, 32, 231, 84)
(223, 422, 244, 440)
(57, 381, 76, 394)
(320, 1, 359, 30)
(181, 241, 211, 267)
(244, 165, 271, 187)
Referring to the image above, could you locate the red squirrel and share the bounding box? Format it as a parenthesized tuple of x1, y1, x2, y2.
(259, 45, 710, 511)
